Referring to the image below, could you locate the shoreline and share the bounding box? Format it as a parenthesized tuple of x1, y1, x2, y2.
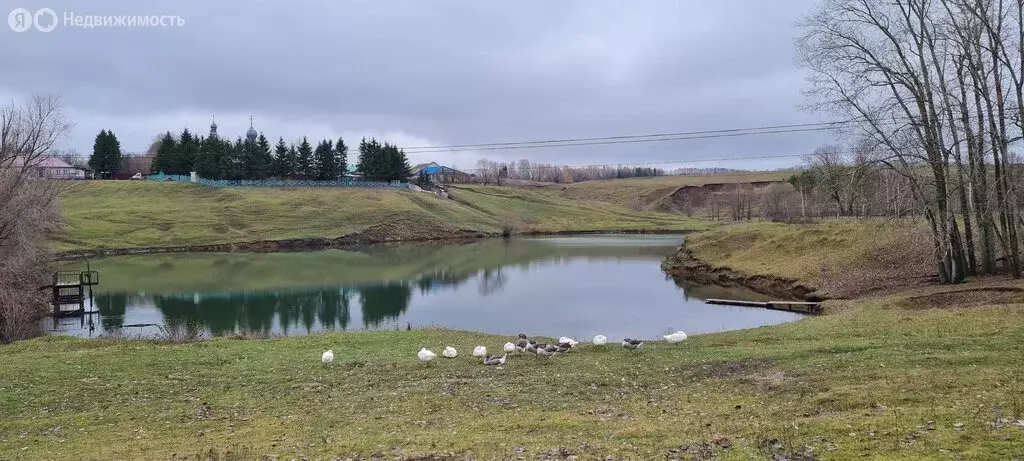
(51, 227, 695, 261)
(660, 242, 820, 302)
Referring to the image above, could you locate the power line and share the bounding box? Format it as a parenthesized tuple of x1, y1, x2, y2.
(401, 126, 835, 154)
(401, 109, 1022, 154)
(458, 153, 807, 171)
(401, 121, 848, 151)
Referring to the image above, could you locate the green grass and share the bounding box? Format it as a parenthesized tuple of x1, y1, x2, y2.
(683, 219, 935, 297)
(2, 281, 1023, 459)
(56, 181, 710, 252)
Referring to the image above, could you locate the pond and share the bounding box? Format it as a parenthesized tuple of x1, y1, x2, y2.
(49, 235, 805, 340)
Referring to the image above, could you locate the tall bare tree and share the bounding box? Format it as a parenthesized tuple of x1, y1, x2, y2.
(0, 94, 72, 342)
(798, 0, 976, 283)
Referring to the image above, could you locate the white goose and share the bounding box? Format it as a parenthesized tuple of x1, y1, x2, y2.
(558, 336, 579, 347)
(664, 331, 688, 343)
(321, 349, 334, 365)
(593, 335, 608, 346)
(442, 346, 458, 358)
(503, 342, 516, 353)
(418, 347, 437, 362)
(472, 345, 487, 357)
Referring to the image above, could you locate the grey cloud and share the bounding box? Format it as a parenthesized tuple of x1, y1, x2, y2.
(0, 0, 829, 169)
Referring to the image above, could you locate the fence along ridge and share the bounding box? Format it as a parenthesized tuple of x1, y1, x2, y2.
(145, 173, 410, 189)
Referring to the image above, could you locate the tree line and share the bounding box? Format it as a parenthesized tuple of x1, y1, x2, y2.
(471, 158, 666, 185)
(794, 0, 1024, 283)
(147, 130, 411, 181)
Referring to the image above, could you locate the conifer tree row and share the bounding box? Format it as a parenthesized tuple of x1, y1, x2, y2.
(150, 129, 407, 181)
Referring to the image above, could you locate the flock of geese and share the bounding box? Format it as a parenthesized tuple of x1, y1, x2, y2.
(320, 331, 690, 367)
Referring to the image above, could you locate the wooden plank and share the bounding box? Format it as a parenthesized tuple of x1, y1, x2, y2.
(766, 301, 820, 306)
(705, 298, 771, 308)
(705, 298, 822, 314)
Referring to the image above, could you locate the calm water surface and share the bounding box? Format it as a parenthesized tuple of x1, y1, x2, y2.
(50, 235, 804, 339)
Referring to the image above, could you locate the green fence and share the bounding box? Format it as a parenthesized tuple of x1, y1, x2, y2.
(146, 173, 409, 189)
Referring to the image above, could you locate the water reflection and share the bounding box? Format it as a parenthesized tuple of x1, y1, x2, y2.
(51, 236, 806, 339)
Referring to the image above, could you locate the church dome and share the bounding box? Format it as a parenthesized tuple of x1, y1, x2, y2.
(246, 115, 258, 141)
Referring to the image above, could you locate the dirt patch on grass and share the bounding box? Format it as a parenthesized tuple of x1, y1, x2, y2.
(900, 287, 1024, 310)
(666, 358, 773, 382)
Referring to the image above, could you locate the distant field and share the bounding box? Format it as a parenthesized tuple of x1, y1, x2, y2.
(460, 171, 795, 212)
(55, 179, 720, 252)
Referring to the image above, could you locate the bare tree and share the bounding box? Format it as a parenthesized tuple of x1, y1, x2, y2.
(119, 155, 154, 176)
(54, 148, 87, 170)
(798, 0, 974, 283)
(763, 183, 801, 222)
(0, 94, 71, 342)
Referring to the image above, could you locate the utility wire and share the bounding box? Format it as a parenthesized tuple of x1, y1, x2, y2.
(401, 121, 849, 151)
(401, 126, 835, 154)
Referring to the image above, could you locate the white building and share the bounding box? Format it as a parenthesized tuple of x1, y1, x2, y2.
(13, 157, 89, 180)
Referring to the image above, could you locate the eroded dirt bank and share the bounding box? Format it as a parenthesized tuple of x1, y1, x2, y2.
(660, 244, 820, 301)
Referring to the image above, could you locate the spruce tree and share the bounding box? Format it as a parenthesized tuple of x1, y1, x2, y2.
(296, 137, 314, 179)
(286, 145, 299, 178)
(224, 137, 245, 179)
(356, 138, 369, 177)
(335, 137, 348, 178)
(196, 136, 223, 179)
(357, 138, 387, 180)
(106, 131, 123, 175)
(151, 132, 177, 174)
(314, 139, 338, 180)
(88, 130, 109, 176)
(247, 133, 273, 179)
(387, 144, 411, 181)
(271, 137, 290, 178)
(88, 130, 123, 177)
(177, 128, 199, 173)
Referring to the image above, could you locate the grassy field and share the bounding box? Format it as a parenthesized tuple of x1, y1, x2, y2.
(56, 180, 709, 252)
(30, 181, 1024, 459)
(458, 171, 794, 212)
(2, 279, 1023, 459)
(682, 219, 935, 298)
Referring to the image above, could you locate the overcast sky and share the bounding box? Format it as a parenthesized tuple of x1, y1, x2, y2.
(1, 0, 831, 171)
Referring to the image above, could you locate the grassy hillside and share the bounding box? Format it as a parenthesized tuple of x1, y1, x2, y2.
(56, 181, 708, 252)
(457, 171, 793, 212)
(680, 219, 935, 298)
(3, 280, 1023, 459)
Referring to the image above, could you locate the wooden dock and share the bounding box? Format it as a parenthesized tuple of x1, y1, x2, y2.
(46, 267, 100, 317)
(705, 298, 822, 314)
